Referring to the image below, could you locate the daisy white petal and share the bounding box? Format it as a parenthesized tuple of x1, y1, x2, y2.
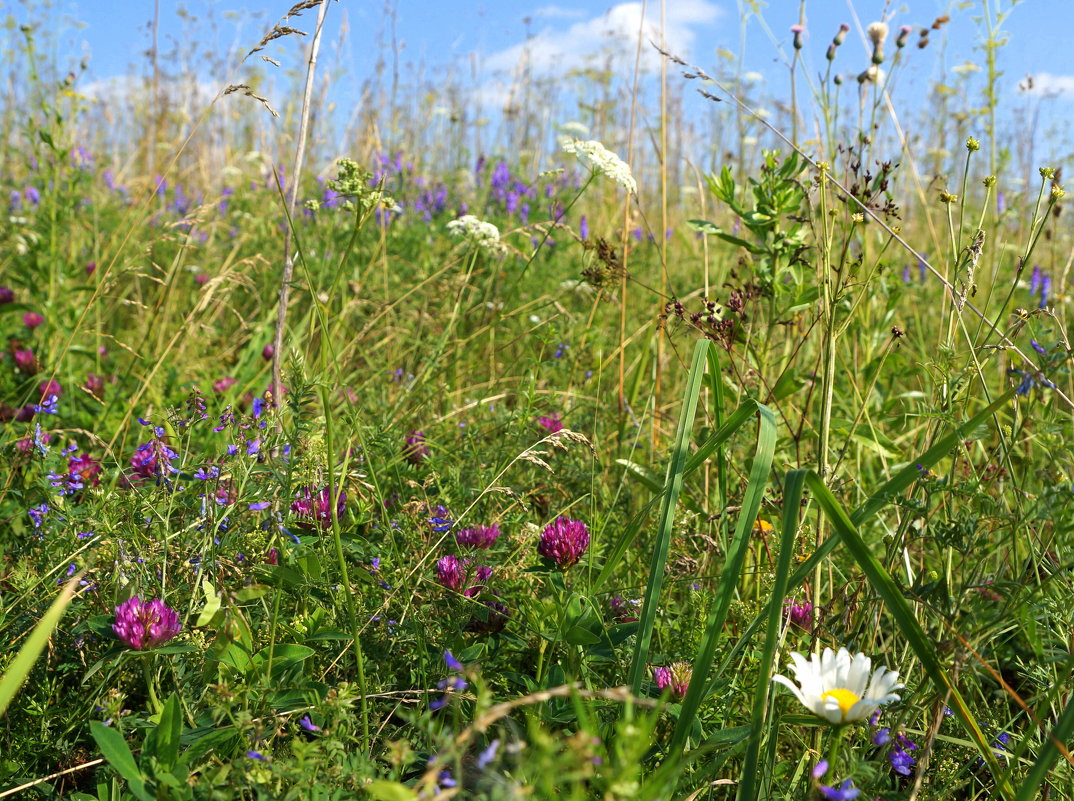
(771, 646, 903, 725)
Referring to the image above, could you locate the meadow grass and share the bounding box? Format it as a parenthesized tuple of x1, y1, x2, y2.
(0, 2, 1073, 799)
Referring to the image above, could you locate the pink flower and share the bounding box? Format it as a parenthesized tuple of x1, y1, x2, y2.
(23, 312, 44, 329)
(436, 554, 466, 592)
(538, 516, 590, 569)
(290, 486, 346, 529)
(455, 524, 502, 549)
(653, 661, 692, 700)
(13, 348, 37, 374)
(112, 596, 182, 650)
(213, 376, 237, 394)
(69, 453, 103, 488)
(784, 599, 814, 631)
(38, 379, 62, 400)
(404, 430, 430, 465)
(262, 343, 275, 361)
(537, 414, 563, 434)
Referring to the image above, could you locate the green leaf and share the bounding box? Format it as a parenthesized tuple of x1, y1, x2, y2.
(89, 722, 154, 801)
(144, 693, 182, 770)
(195, 579, 222, 627)
(366, 780, 417, 801)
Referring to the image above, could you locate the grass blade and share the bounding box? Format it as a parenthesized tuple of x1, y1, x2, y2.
(666, 399, 776, 757)
(627, 340, 710, 693)
(0, 574, 80, 718)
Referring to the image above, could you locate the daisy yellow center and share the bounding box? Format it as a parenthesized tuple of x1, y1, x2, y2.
(821, 688, 861, 716)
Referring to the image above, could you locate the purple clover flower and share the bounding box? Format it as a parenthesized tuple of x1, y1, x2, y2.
(455, 524, 502, 549)
(404, 430, 430, 465)
(112, 596, 182, 650)
(538, 516, 590, 569)
(537, 413, 564, 434)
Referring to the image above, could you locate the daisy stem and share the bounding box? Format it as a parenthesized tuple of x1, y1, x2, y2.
(826, 724, 848, 777)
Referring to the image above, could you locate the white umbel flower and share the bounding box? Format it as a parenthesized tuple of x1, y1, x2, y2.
(772, 647, 902, 724)
(446, 214, 506, 256)
(561, 138, 638, 195)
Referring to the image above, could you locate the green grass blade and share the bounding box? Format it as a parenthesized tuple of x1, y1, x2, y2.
(667, 400, 776, 757)
(0, 574, 80, 717)
(737, 469, 807, 801)
(627, 340, 710, 693)
(1014, 693, 1074, 801)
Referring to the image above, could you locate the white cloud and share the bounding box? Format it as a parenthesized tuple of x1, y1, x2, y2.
(1020, 72, 1074, 96)
(483, 0, 722, 78)
(532, 5, 587, 20)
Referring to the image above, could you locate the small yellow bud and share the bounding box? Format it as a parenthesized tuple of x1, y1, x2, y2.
(966, 137, 980, 152)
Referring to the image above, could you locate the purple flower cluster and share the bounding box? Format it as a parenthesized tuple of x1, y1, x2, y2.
(112, 596, 182, 650)
(653, 661, 691, 700)
(454, 524, 502, 549)
(538, 516, 590, 569)
(784, 598, 814, 631)
(290, 486, 346, 530)
(537, 413, 564, 434)
(404, 430, 430, 465)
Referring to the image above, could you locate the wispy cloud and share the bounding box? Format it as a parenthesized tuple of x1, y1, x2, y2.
(483, 1, 721, 77)
(531, 5, 587, 21)
(1020, 72, 1074, 96)
(476, 1, 721, 108)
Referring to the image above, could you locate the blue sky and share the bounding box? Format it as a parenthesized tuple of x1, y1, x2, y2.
(6, 0, 1074, 160)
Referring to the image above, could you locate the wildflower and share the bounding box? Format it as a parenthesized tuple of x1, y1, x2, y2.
(0, 286, 13, 304)
(455, 524, 502, 549)
(537, 413, 564, 434)
(609, 595, 639, 624)
(261, 343, 274, 360)
(446, 215, 506, 256)
(23, 311, 44, 329)
(790, 24, 804, 50)
(246, 750, 268, 761)
(130, 439, 179, 480)
(68, 453, 102, 490)
(84, 373, 105, 398)
(213, 376, 237, 393)
(34, 394, 59, 415)
(435, 555, 466, 592)
(404, 430, 430, 465)
(772, 647, 902, 724)
(561, 138, 637, 194)
(896, 24, 912, 48)
(112, 596, 182, 650)
(812, 761, 860, 800)
(538, 516, 590, 569)
(427, 504, 453, 533)
(38, 380, 62, 400)
(290, 486, 346, 529)
(653, 661, 692, 700)
(477, 739, 500, 769)
(298, 715, 321, 732)
(832, 22, 849, 46)
(867, 21, 889, 63)
(13, 348, 37, 374)
(784, 598, 814, 631)
(28, 503, 49, 529)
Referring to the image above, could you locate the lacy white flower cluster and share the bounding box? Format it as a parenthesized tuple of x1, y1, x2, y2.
(561, 138, 638, 195)
(446, 215, 506, 256)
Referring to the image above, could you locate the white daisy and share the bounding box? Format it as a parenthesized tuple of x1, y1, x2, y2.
(772, 647, 902, 724)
